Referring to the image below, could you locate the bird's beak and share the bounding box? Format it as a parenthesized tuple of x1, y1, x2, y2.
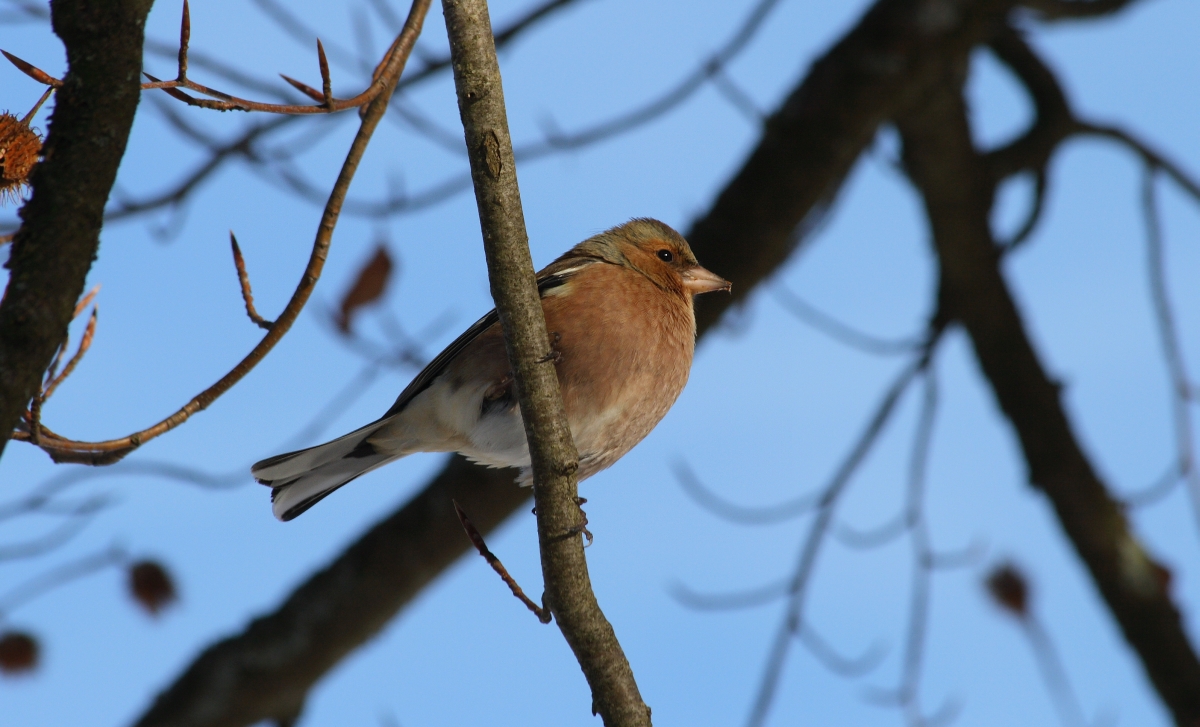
(681, 265, 731, 294)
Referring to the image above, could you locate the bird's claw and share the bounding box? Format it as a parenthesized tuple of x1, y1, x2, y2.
(567, 496, 592, 546)
(537, 332, 563, 364)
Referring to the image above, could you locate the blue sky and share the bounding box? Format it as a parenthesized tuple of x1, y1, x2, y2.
(2, 0, 1199, 725)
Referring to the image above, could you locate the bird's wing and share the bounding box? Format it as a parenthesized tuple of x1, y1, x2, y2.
(380, 256, 601, 419)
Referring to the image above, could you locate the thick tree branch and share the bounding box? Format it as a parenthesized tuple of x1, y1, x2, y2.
(441, 0, 649, 724)
(896, 74, 1200, 727)
(0, 0, 155, 459)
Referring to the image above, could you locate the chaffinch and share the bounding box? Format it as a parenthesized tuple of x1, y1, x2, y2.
(252, 218, 730, 521)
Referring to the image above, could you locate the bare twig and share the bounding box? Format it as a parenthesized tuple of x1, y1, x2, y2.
(860, 370, 965, 726)
(673, 460, 820, 525)
(1122, 462, 1183, 508)
(772, 284, 923, 355)
(11, 0, 433, 464)
(229, 233, 274, 330)
(1075, 122, 1200, 203)
(1140, 168, 1200, 528)
(453, 500, 550, 622)
(40, 303, 96, 401)
(0, 546, 126, 618)
(536, 0, 782, 150)
(671, 577, 790, 611)
(747, 341, 938, 727)
(0, 496, 108, 561)
(1023, 614, 1090, 727)
(105, 115, 294, 221)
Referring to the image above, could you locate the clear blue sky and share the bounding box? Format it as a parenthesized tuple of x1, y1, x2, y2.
(2, 0, 1199, 725)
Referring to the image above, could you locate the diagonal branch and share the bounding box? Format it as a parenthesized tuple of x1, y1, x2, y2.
(896, 71, 1200, 727)
(442, 0, 649, 724)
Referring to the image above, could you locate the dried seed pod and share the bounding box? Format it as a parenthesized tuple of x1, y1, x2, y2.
(985, 562, 1029, 618)
(0, 630, 39, 675)
(0, 112, 41, 204)
(128, 560, 178, 616)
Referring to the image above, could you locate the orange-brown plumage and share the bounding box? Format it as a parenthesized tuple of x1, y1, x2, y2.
(252, 218, 729, 520)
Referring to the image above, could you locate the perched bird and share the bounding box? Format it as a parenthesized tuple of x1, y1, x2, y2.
(252, 218, 730, 521)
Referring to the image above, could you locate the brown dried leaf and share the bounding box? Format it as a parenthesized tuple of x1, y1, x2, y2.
(129, 560, 178, 616)
(337, 245, 393, 333)
(0, 631, 38, 675)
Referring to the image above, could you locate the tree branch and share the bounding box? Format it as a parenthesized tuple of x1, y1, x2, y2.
(441, 0, 649, 724)
(896, 72, 1200, 727)
(0, 0, 155, 460)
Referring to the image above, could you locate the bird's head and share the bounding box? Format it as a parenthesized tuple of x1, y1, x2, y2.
(596, 218, 730, 298)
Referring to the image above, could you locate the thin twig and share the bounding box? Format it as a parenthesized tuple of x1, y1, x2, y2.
(1023, 615, 1090, 727)
(772, 284, 922, 356)
(40, 304, 96, 401)
(453, 500, 551, 622)
(1077, 121, 1200, 203)
(0, 496, 108, 561)
(1140, 167, 1200, 529)
(229, 233, 274, 330)
(747, 342, 938, 727)
(673, 460, 820, 525)
(537, 0, 783, 150)
(0, 546, 126, 618)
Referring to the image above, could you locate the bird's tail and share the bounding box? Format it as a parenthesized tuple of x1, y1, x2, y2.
(251, 420, 397, 521)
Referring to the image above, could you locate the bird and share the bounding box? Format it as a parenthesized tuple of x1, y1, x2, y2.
(252, 218, 730, 521)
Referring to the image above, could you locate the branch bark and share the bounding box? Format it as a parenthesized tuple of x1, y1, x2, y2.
(0, 0, 155, 459)
(896, 71, 1200, 727)
(440, 0, 649, 724)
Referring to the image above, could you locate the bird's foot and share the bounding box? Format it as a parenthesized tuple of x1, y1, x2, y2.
(567, 496, 592, 546)
(537, 332, 563, 364)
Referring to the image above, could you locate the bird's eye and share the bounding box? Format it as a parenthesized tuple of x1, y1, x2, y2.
(656, 249, 674, 263)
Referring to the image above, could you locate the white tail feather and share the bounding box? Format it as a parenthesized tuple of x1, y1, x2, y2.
(251, 421, 400, 521)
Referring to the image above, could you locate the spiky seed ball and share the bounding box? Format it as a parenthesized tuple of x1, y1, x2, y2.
(0, 112, 41, 204)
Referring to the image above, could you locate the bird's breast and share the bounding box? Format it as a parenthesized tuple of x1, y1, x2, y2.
(545, 265, 695, 476)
